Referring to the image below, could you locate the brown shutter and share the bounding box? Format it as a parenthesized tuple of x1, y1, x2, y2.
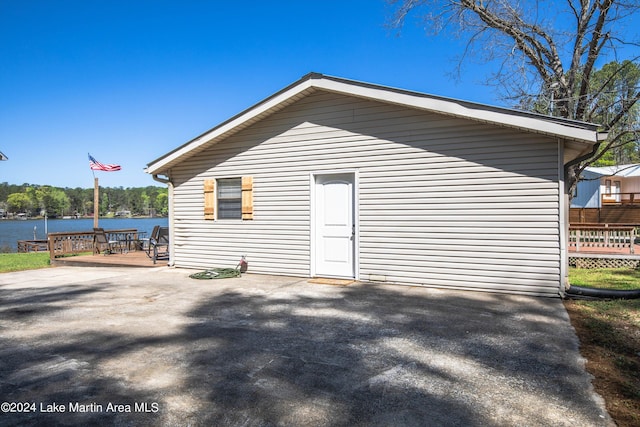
(241, 176, 253, 220)
(204, 179, 215, 220)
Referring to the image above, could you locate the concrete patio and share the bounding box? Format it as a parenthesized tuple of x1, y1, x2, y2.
(0, 266, 612, 426)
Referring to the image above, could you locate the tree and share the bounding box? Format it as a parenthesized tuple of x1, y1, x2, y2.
(154, 192, 168, 216)
(7, 193, 33, 214)
(388, 0, 640, 191)
(66, 187, 92, 216)
(24, 186, 71, 217)
(43, 187, 71, 217)
(587, 60, 640, 165)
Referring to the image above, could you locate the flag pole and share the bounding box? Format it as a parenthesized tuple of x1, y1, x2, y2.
(89, 152, 98, 228)
(88, 153, 121, 228)
(94, 177, 99, 228)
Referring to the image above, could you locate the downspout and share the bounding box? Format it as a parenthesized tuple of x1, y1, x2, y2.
(558, 140, 568, 297)
(566, 285, 640, 300)
(563, 140, 602, 191)
(152, 174, 171, 185)
(152, 173, 175, 267)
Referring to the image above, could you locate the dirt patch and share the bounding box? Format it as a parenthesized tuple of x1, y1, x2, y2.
(564, 300, 640, 427)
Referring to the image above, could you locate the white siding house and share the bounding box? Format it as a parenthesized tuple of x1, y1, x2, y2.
(146, 73, 604, 297)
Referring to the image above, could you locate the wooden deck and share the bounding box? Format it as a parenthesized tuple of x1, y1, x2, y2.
(51, 250, 166, 268)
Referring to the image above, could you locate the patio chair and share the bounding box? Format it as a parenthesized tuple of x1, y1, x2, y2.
(93, 228, 120, 255)
(146, 225, 160, 258)
(150, 226, 169, 264)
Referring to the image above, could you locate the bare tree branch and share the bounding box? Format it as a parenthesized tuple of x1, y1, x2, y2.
(602, 92, 640, 130)
(458, 0, 559, 83)
(387, 0, 640, 190)
(575, 0, 614, 119)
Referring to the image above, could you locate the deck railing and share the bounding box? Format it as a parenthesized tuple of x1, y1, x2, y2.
(47, 231, 95, 259)
(17, 240, 49, 252)
(602, 192, 640, 205)
(569, 224, 636, 253)
(47, 229, 141, 259)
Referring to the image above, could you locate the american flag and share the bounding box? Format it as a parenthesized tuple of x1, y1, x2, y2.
(88, 154, 121, 172)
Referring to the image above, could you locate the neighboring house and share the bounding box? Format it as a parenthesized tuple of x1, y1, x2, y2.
(0, 151, 7, 160)
(146, 73, 603, 297)
(571, 164, 640, 208)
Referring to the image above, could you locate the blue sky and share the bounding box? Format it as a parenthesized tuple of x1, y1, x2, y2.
(0, 1, 637, 188)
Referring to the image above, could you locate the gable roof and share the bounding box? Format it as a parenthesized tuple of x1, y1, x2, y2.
(0, 151, 7, 161)
(146, 73, 604, 176)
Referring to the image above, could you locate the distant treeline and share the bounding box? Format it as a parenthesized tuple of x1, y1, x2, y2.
(0, 182, 168, 218)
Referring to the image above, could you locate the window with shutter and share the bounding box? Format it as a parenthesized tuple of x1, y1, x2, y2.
(204, 176, 254, 220)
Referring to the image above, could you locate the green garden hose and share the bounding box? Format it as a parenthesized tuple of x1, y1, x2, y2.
(189, 267, 241, 279)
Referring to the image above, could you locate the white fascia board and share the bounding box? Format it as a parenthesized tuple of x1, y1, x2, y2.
(312, 78, 599, 145)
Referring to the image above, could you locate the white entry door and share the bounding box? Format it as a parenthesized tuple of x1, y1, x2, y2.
(314, 173, 355, 278)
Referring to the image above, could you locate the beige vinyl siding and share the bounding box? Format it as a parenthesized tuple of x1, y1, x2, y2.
(170, 91, 561, 296)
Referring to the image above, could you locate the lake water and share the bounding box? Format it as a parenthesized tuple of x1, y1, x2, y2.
(0, 217, 168, 252)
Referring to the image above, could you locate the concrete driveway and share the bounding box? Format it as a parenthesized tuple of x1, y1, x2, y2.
(0, 266, 612, 426)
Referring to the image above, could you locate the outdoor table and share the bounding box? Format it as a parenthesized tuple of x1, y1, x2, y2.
(109, 230, 144, 253)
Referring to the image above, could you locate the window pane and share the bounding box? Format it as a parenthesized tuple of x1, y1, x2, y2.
(218, 178, 242, 198)
(217, 178, 242, 219)
(218, 200, 242, 219)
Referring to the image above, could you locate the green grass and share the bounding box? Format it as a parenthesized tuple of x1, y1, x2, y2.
(577, 298, 640, 329)
(0, 252, 51, 273)
(569, 267, 640, 290)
